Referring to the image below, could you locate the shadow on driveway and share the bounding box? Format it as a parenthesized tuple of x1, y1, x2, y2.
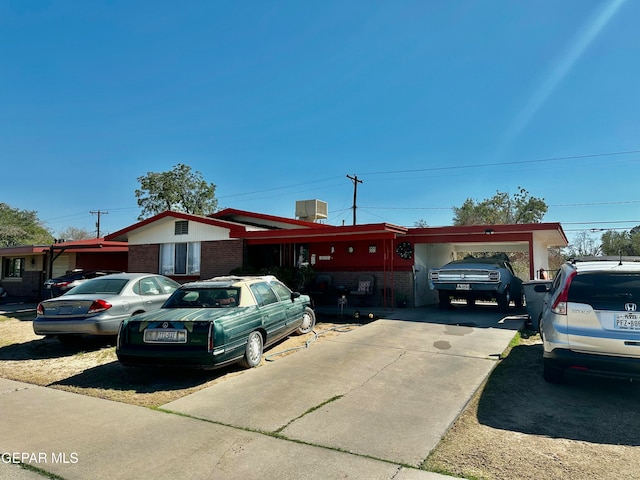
(477, 342, 640, 446)
(50, 360, 241, 395)
(0, 336, 114, 361)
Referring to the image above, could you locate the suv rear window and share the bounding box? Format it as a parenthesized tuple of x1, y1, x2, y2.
(568, 272, 640, 310)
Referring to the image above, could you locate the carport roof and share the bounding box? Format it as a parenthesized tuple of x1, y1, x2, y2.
(0, 239, 128, 256)
(48, 238, 129, 253)
(407, 222, 568, 247)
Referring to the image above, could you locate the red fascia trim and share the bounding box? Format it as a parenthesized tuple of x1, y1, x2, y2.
(244, 231, 400, 245)
(240, 223, 407, 243)
(48, 239, 129, 253)
(407, 232, 532, 244)
(0, 245, 50, 255)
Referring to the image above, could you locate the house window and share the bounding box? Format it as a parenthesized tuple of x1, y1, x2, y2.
(3, 258, 24, 278)
(160, 243, 200, 275)
(175, 221, 189, 235)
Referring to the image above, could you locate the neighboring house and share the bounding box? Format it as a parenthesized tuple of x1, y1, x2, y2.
(0, 239, 128, 300)
(105, 208, 568, 308)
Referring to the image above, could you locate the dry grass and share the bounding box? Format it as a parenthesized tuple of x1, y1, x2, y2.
(0, 312, 350, 408)
(423, 332, 640, 480)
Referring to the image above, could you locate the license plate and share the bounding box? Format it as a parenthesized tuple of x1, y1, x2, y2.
(144, 329, 187, 343)
(58, 305, 74, 315)
(615, 313, 640, 330)
(456, 284, 470, 290)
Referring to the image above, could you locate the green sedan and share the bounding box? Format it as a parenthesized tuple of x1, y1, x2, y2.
(116, 275, 315, 369)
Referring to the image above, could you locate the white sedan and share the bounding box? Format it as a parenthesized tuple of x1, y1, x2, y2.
(33, 273, 180, 343)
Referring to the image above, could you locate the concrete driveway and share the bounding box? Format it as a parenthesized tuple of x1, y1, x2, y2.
(163, 305, 524, 466)
(0, 305, 524, 479)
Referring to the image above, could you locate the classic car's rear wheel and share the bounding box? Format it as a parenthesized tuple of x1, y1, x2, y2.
(497, 286, 511, 312)
(438, 291, 451, 309)
(240, 331, 263, 368)
(297, 307, 316, 335)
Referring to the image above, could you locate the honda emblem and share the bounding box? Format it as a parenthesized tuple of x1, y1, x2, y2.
(625, 303, 637, 312)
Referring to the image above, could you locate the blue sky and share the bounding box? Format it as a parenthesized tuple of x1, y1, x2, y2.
(2, 0, 639, 246)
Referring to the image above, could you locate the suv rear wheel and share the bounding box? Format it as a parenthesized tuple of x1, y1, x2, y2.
(543, 358, 565, 384)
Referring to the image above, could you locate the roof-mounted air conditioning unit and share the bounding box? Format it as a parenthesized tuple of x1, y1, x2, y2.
(295, 200, 328, 222)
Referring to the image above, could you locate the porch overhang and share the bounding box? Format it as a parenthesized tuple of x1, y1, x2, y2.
(240, 223, 408, 245)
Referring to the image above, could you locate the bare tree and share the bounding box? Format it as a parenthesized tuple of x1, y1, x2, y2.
(565, 231, 602, 257)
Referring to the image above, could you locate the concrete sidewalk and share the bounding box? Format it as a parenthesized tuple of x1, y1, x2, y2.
(0, 306, 523, 479)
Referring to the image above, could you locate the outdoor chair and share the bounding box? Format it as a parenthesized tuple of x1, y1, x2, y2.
(349, 274, 375, 305)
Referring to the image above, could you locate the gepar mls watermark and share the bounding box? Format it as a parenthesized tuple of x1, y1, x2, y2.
(2, 452, 79, 464)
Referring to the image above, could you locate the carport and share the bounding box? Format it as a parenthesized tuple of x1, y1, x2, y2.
(407, 223, 568, 307)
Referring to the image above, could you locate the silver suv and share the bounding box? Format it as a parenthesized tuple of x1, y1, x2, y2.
(539, 257, 640, 383)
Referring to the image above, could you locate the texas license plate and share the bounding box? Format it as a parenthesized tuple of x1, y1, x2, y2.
(456, 284, 470, 290)
(615, 313, 640, 330)
(144, 329, 187, 343)
(58, 305, 74, 315)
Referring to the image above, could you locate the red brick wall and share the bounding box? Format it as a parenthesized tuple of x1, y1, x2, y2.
(128, 241, 243, 280)
(128, 244, 160, 274)
(201, 240, 244, 278)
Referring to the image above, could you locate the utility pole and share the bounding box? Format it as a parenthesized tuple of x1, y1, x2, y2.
(346, 174, 363, 226)
(90, 210, 108, 238)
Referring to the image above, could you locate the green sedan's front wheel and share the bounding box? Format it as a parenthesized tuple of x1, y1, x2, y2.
(296, 307, 316, 335)
(240, 331, 264, 368)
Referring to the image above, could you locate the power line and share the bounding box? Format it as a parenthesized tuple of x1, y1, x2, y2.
(206, 148, 640, 205)
(217, 176, 341, 199)
(550, 200, 640, 207)
(361, 200, 640, 211)
(359, 149, 640, 176)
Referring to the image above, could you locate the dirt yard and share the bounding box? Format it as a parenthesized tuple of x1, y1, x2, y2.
(0, 311, 357, 407)
(2, 312, 640, 479)
(423, 332, 640, 480)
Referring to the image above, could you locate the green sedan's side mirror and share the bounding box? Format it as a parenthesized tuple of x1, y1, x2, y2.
(291, 292, 301, 302)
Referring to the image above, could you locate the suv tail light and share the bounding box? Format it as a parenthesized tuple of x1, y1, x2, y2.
(88, 299, 112, 314)
(551, 270, 577, 315)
